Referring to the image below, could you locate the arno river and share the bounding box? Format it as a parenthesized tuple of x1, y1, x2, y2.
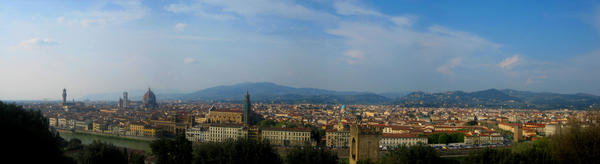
(59, 130, 153, 152)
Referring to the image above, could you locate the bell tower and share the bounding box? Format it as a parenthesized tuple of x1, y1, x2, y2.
(349, 125, 381, 164)
(243, 90, 250, 124)
(62, 88, 67, 105)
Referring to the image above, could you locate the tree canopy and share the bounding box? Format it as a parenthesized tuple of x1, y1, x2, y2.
(0, 101, 74, 163)
(465, 123, 600, 164)
(285, 144, 338, 164)
(151, 135, 193, 164)
(75, 141, 128, 164)
(193, 139, 282, 164)
(380, 143, 449, 164)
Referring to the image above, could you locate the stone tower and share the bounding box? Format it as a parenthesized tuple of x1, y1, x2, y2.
(243, 90, 250, 124)
(349, 124, 381, 164)
(122, 91, 128, 109)
(62, 88, 67, 105)
(514, 124, 522, 143)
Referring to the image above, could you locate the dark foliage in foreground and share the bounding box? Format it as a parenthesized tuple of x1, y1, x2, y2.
(192, 139, 282, 164)
(74, 141, 128, 164)
(151, 135, 193, 164)
(465, 123, 600, 164)
(285, 144, 339, 164)
(380, 143, 452, 164)
(0, 101, 75, 163)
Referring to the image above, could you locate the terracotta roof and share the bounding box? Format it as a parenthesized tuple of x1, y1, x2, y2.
(211, 109, 243, 113)
(382, 133, 425, 138)
(262, 127, 311, 132)
(386, 126, 414, 130)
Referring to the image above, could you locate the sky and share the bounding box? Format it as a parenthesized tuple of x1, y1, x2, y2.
(1, 0, 600, 100)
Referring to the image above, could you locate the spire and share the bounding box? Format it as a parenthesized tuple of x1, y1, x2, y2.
(243, 90, 251, 125)
(62, 88, 67, 105)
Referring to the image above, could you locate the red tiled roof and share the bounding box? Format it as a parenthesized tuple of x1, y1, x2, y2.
(382, 133, 425, 138)
(211, 109, 242, 113)
(262, 127, 311, 132)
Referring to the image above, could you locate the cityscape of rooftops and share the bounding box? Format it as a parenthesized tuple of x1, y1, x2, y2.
(1, 1, 599, 164)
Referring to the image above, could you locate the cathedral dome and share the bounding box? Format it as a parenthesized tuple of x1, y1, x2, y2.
(143, 88, 158, 108)
(143, 88, 155, 100)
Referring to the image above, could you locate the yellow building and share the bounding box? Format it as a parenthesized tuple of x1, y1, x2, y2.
(129, 124, 145, 136)
(262, 127, 312, 146)
(207, 109, 243, 124)
(206, 124, 247, 142)
(379, 134, 428, 148)
(92, 121, 107, 132)
(464, 133, 503, 145)
(326, 129, 350, 148)
(129, 123, 157, 137)
(144, 127, 156, 137)
(382, 126, 414, 134)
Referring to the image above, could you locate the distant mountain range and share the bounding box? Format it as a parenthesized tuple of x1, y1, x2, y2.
(170, 82, 390, 104)
(82, 82, 600, 110)
(395, 89, 600, 110)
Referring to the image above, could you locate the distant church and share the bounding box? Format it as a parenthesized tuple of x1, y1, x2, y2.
(61, 88, 76, 106)
(205, 90, 259, 125)
(142, 88, 158, 109)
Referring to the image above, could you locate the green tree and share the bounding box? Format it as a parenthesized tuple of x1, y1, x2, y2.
(0, 101, 75, 163)
(549, 123, 600, 164)
(427, 133, 440, 144)
(257, 120, 277, 128)
(66, 138, 84, 151)
(129, 152, 146, 164)
(150, 135, 193, 164)
(380, 143, 446, 164)
(311, 127, 326, 145)
(438, 133, 450, 145)
(75, 141, 128, 164)
(465, 137, 554, 164)
(465, 120, 478, 126)
(285, 144, 338, 164)
(449, 132, 464, 143)
(192, 139, 282, 164)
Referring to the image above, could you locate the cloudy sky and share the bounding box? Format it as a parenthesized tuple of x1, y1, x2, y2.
(1, 0, 600, 100)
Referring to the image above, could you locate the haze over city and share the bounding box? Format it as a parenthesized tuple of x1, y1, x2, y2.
(1, 0, 600, 100)
(3, 1, 600, 164)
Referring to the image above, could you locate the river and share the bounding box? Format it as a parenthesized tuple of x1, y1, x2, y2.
(59, 130, 153, 152)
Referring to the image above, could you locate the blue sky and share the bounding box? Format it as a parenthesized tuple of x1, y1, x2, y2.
(1, 0, 600, 100)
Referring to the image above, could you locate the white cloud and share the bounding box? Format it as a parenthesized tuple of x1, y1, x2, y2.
(184, 57, 197, 64)
(19, 38, 59, 48)
(526, 75, 548, 85)
(498, 55, 520, 69)
(437, 57, 462, 75)
(390, 16, 414, 27)
(58, 0, 148, 27)
(165, 3, 194, 13)
(174, 23, 188, 32)
(164, 3, 237, 20)
(327, 21, 500, 66)
(164, 0, 337, 23)
(343, 49, 365, 64)
(56, 17, 65, 23)
(428, 25, 502, 50)
(595, 6, 600, 32)
(333, 1, 382, 16)
(333, 2, 415, 27)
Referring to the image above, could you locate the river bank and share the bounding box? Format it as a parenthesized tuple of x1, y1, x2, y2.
(58, 130, 154, 152)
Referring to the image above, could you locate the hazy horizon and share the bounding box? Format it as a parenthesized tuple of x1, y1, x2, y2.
(2, 0, 600, 100)
(2, 81, 598, 101)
